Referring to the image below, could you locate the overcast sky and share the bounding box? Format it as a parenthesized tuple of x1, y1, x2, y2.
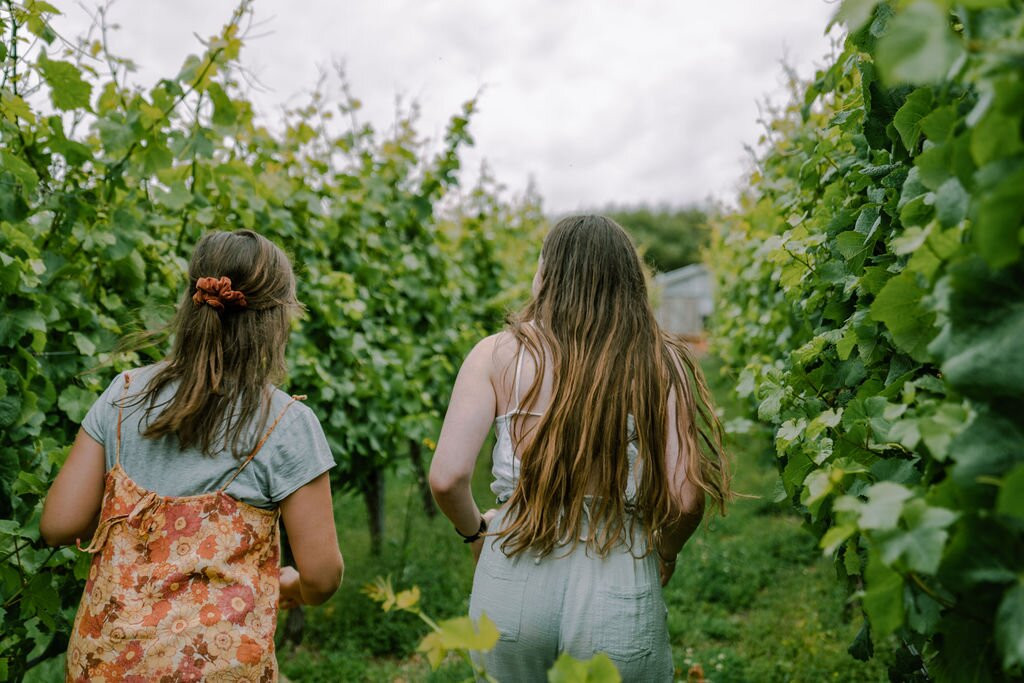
(51, 1, 841, 213)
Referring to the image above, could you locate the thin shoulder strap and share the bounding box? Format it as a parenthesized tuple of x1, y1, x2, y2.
(115, 373, 132, 467)
(218, 394, 307, 492)
(509, 345, 544, 418)
(511, 345, 525, 412)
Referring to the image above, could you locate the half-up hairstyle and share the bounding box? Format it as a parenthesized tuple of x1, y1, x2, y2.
(136, 230, 301, 457)
(498, 215, 730, 559)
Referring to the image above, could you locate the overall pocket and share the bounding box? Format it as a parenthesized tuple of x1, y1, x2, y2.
(469, 552, 527, 643)
(591, 582, 657, 663)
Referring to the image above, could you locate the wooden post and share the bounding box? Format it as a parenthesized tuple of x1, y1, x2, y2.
(363, 467, 385, 556)
(408, 440, 437, 518)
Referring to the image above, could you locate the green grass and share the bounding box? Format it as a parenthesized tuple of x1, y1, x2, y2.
(656, 360, 885, 682)
(276, 444, 495, 682)
(279, 359, 889, 682)
(661, 434, 884, 682)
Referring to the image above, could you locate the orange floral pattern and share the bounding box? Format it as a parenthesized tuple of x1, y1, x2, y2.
(66, 374, 302, 683)
(66, 465, 281, 682)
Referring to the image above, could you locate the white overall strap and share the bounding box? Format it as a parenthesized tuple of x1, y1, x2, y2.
(511, 345, 525, 412)
(510, 345, 544, 418)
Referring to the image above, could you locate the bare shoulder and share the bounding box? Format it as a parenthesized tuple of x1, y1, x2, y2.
(489, 330, 520, 367)
(462, 331, 519, 383)
(462, 332, 503, 370)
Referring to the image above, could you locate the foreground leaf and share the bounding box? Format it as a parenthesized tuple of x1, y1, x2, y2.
(875, 2, 964, 85)
(547, 652, 622, 683)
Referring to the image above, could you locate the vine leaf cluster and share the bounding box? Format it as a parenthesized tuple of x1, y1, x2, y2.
(0, 3, 545, 679)
(710, 1, 1024, 680)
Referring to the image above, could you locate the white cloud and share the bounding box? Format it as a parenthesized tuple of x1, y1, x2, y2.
(51, 1, 840, 212)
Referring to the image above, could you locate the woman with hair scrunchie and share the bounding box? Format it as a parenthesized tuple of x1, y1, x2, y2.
(41, 229, 344, 681)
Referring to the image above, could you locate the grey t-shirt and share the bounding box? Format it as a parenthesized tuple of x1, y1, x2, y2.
(81, 365, 335, 509)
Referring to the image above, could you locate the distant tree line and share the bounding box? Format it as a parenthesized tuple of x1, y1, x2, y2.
(600, 204, 711, 273)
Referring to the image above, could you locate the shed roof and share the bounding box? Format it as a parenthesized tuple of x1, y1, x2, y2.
(654, 263, 710, 295)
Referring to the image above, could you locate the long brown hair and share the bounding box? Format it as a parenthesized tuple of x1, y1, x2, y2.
(498, 215, 730, 558)
(135, 230, 300, 457)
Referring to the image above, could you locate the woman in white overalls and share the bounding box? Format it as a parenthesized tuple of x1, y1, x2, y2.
(431, 215, 731, 682)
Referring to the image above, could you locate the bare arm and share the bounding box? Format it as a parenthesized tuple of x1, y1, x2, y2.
(40, 429, 106, 546)
(429, 336, 498, 554)
(279, 472, 343, 606)
(656, 381, 706, 585)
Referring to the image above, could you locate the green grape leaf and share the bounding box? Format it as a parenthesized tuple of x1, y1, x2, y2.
(57, 385, 95, 423)
(893, 88, 934, 152)
(971, 112, 1024, 167)
(847, 621, 873, 661)
(757, 386, 785, 421)
(417, 613, 499, 670)
(948, 406, 1024, 491)
(996, 583, 1024, 670)
(877, 499, 957, 574)
(37, 54, 93, 111)
(870, 271, 936, 362)
(71, 332, 96, 356)
(996, 465, 1024, 520)
(547, 652, 622, 683)
(971, 162, 1024, 268)
(920, 105, 958, 141)
(829, 0, 879, 31)
(863, 551, 904, 637)
(859, 482, 914, 530)
(0, 151, 39, 195)
(0, 92, 35, 123)
(0, 395, 21, 429)
(95, 118, 135, 152)
(934, 177, 969, 228)
(435, 613, 500, 651)
(0, 519, 33, 539)
(917, 402, 969, 461)
(916, 142, 953, 190)
(821, 523, 857, 555)
(875, 1, 965, 85)
(207, 83, 238, 127)
(907, 591, 942, 635)
(969, 77, 1024, 166)
(930, 260, 1024, 398)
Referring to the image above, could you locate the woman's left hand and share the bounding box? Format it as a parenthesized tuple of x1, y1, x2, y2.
(471, 508, 499, 565)
(658, 555, 677, 587)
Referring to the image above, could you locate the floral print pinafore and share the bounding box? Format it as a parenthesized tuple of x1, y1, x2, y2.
(67, 374, 304, 682)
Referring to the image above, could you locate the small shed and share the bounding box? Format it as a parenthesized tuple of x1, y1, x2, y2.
(652, 263, 712, 339)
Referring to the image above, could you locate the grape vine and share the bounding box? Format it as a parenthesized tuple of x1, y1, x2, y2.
(709, 2, 1024, 680)
(0, 3, 542, 679)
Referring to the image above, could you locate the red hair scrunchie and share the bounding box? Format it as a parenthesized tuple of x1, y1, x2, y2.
(192, 276, 248, 311)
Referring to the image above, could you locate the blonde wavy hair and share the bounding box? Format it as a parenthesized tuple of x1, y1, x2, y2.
(497, 215, 730, 558)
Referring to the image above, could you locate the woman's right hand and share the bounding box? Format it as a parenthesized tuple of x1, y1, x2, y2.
(279, 565, 303, 609)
